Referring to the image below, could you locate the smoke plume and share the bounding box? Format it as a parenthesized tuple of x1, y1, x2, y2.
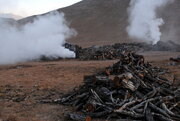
(127, 0, 173, 45)
(0, 12, 76, 65)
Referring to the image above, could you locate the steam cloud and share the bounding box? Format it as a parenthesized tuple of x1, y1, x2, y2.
(127, 0, 173, 45)
(0, 12, 76, 65)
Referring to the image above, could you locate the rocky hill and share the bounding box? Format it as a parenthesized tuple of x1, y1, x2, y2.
(0, 13, 22, 20)
(18, 0, 180, 47)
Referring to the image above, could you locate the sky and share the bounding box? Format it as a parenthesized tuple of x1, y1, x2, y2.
(0, 0, 82, 17)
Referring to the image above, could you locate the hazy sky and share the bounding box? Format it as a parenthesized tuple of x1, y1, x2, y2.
(0, 0, 82, 17)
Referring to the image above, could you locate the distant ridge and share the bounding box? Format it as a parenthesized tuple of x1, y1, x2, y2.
(0, 13, 22, 20)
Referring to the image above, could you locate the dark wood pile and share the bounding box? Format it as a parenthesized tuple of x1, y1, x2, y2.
(42, 53, 180, 121)
(69, 41, 180, 60)
(77, 43, 143, 60)
(170, 56, 180, 63)
(169, 56, 180, 66)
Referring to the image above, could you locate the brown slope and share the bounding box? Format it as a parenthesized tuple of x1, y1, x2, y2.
(18, 0, 180, 47)
(59, 0, 130, 47)
(160, 0, 180, 44)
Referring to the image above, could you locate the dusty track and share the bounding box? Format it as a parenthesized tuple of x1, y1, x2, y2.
(0, 51, 179, 121)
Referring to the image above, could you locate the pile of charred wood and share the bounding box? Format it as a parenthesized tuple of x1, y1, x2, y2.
(69, 41, 180, 60)
(169, 56, 180, 66)
(170, 56, 180, 63)
(43, 52, 180, 121)
(77, 43, 143, 60)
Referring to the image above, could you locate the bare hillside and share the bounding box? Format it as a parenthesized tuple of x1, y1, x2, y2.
(18, 0, 180, 47)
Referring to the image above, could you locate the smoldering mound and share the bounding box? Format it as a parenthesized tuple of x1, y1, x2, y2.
(0, 12, 76, 65)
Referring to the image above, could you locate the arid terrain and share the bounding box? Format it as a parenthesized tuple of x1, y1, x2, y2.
(0, 51, 180, 121)
(0, 0, 180, 120)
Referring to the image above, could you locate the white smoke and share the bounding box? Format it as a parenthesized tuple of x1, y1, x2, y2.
(127, 0, 173, 45)
(0, 12, 76, 65)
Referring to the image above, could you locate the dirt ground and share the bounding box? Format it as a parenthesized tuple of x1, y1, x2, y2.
(0, 51, 179, 121)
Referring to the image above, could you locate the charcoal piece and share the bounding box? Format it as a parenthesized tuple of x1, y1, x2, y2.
(145, 108, 154, 121)
(153, 113, 173, 121)
(67, 113, 86, 121)
(149, 103, 170, 118)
